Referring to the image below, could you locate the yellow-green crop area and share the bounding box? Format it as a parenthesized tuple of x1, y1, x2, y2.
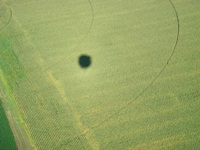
(0, 0, 200, 149)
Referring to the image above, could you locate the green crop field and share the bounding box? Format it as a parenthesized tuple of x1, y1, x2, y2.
(0, 99, 17, 150)
(0, 0, 200, 149)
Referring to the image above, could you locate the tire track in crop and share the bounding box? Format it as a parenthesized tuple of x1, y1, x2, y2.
(62, 0, 180, 147)
(89, 0, 180, 133)
(43, 0, 94, 72)
(0, 1, 12, 34)
(75, 0, 94, 49)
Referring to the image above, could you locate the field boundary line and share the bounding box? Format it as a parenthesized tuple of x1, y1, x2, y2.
(2, 4, 49, 149)
(47, 70, 99, 150)
(0, 68, 37, 150)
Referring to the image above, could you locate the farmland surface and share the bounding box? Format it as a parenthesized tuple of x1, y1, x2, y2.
(0, 0, 200, 149)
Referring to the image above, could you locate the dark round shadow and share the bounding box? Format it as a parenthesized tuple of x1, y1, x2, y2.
(78, 54, 91, 68)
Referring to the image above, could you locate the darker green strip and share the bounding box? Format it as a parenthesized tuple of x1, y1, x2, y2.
(0, 35, 25, 90)
(0, 100, 17, 150)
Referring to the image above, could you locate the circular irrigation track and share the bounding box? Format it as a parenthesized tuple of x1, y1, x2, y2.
(0, 1, 12, 33)
(1, 0, 180, 148)
(62, 0, 180, 147)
